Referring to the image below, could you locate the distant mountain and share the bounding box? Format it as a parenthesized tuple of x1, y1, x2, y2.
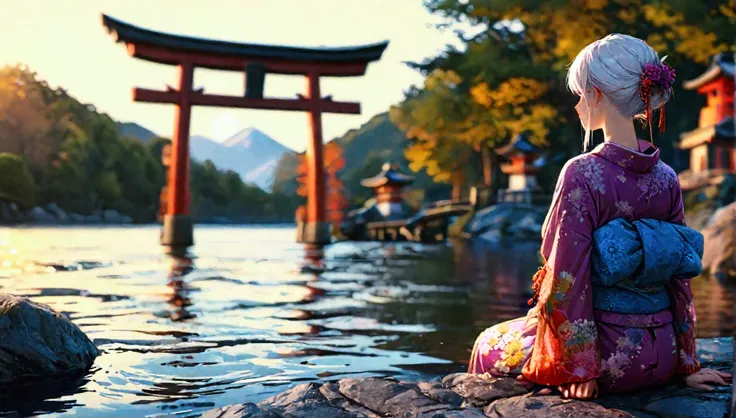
(243, 159, 282, 191)
(117, 122, 158, 143)
(190, 135, 224, 162)
(189, 128, 295, 191)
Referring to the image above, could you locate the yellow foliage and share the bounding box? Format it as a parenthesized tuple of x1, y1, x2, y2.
(424, 69, 462, 91)
(475, 78, 548, 108)
(616, 8, 637, 24)
(641, 4, 683, 28)
(470, 83, 492, 107)
(582, 0, 608, 10)
(646, 33, 667, 54)
(641, 4, 728, 64)
(719, 3, 736, 19)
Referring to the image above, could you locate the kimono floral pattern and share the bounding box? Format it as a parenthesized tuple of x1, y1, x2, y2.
(575, 156, 606, 194)
(614, 200, 634, 218)
(469, 317, 536, 376)
(636, 161, 678, 202)
(670, 298, 701, 374)
(602, 329, 644, 385)
(470, 139, 702, 392)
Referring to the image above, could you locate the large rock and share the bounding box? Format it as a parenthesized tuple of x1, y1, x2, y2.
(465, 203, 547, 242)
(201, 402, 280, 418)
(46, 203, 67, 222)
(338, 377, 450, 417)
(701, 202, 736, 280)
(0, 294, 99, 384)
(30, 206, 56, 224)
(68, 213, 86, 223)
(200, 337, 732, 418)
(486, 395, 633, 418)
(260, 382, 364, 418)
(442, 374, 528, 407)
(103, 209, 122, 223)
(0, 202, 11, 221)
(84, 211, 102, 224)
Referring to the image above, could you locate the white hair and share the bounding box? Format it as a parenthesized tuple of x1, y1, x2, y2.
(566, 34, 672, 150)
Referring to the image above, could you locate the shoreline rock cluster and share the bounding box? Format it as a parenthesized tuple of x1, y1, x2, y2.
(201, 337, 732, 418)
(0, 201, 132, 225)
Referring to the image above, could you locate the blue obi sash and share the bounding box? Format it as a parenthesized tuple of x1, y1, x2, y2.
(591, 218, 703, 315)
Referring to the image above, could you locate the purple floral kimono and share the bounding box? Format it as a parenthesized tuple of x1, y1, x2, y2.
(468, 139, 701, 393)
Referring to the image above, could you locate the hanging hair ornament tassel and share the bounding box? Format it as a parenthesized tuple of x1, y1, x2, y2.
(639, 59, 676, 140)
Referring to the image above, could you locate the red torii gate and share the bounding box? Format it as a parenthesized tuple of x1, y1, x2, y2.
(101, 14, 387, 251)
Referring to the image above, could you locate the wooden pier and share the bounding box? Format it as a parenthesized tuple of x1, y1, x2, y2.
(362, 201, 474, 243)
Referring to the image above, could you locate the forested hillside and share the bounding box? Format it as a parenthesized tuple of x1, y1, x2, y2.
(0, 65, 298, 223)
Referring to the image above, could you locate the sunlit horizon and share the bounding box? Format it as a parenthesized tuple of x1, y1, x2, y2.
(0, 0, 465, 151)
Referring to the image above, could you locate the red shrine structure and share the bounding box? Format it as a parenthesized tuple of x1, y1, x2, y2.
(101, 14, 387, 250)
(679, 53, 736, 190)
(360, 163, 415, 220)
(495, 133, 541, 203)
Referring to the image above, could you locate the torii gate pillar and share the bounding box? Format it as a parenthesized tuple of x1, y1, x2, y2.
(161, 63, 194, 249)
(302, 73, 331, 244)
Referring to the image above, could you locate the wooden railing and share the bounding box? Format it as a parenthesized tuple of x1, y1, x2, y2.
(467, 187, 552, 209)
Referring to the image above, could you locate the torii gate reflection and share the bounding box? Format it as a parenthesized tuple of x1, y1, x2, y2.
(101, 14, 387, 252)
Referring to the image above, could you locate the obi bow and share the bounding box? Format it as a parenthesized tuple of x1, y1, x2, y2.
(592, 218, 703, 288)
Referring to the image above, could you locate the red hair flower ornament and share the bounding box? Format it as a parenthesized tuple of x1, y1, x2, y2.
(638, 58, 676, 138)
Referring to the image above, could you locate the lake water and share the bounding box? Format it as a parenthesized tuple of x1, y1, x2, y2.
(0, 225, 732, 417)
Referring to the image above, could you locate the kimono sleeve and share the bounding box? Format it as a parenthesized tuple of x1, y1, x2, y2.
(521, 158, 601, 386)
(665, 181, 701, 375)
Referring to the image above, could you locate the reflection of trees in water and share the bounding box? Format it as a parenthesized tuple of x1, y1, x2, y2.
(691, 275, 735, 338)
(350, 240, 541, 367)
(456, 239, 539, 327)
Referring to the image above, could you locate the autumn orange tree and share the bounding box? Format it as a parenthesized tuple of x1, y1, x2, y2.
(0, 65, 54, 171)
(295, 142, 349, 231)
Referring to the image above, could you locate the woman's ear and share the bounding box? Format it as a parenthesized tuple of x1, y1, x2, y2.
(593, 87, 604, 106)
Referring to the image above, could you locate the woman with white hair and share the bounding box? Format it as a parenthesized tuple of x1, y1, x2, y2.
(468, 34, 731, 399)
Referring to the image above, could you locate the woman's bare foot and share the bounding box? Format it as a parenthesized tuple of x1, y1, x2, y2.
(558, 379, 598, 399)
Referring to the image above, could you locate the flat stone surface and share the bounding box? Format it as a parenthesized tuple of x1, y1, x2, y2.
(442, 373, 528, 407)
(200, 337, 733, 418)
(201, 403, 279, 418)
(259, 382, 361, 418)
(645, 395, 729, 418)
(339, 377, 447, 418)
(486, 395, 634, 418)
(0, 294, 99, 385)
(319, 382, 381, 418)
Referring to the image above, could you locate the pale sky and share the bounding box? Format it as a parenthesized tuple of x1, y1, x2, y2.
(0, 0, 463, 151)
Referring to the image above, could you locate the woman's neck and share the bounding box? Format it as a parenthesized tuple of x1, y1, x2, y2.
(601, 111, 639, 151)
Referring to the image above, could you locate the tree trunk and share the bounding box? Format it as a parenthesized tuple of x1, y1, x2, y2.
(452, 171, 464, 201)
(481, 145, 492, 188)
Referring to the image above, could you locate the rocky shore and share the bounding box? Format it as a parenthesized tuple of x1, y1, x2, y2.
(0, 202, 133, 224)
(0, 202, 293, 225)
(201, 337, 732, 418)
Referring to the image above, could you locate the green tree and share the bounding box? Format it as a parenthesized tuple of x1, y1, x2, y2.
(0, 153, 37, 208)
